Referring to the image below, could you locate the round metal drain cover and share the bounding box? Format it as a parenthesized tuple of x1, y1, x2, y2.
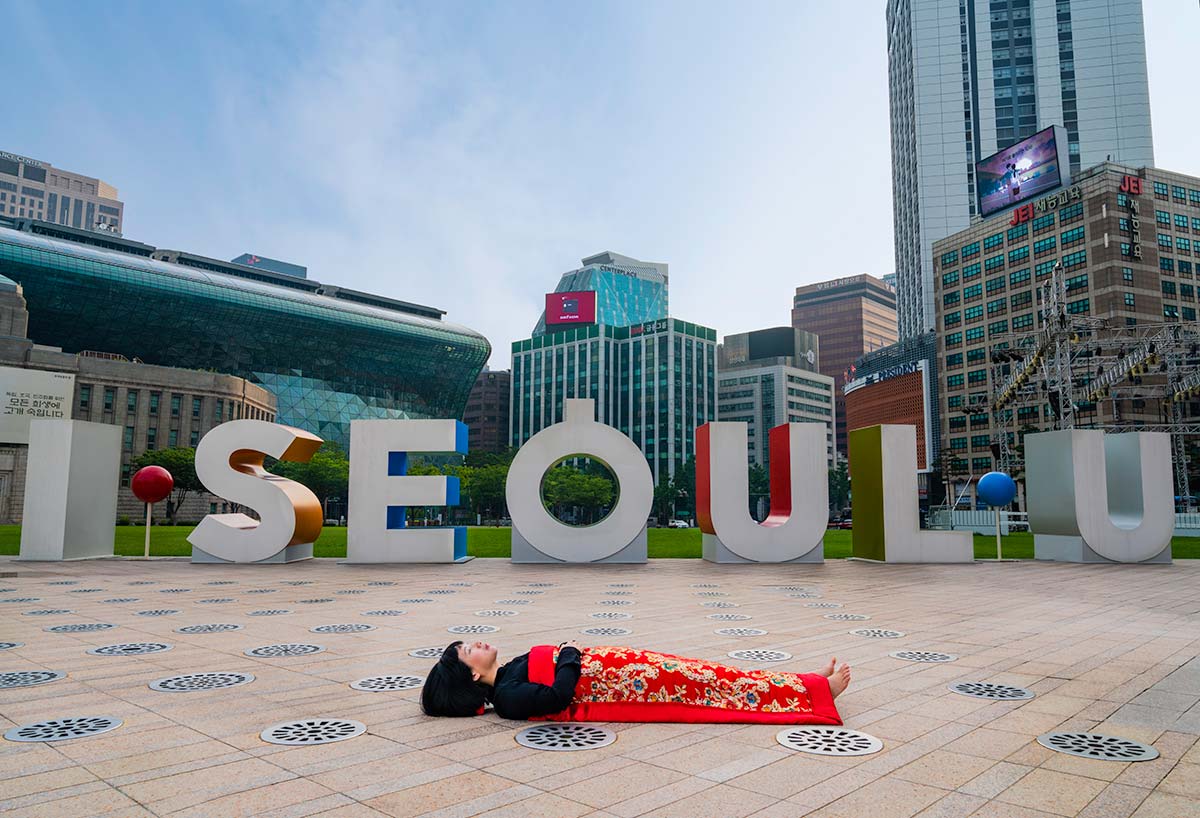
(448, 624, 499, 634)
(362, 609, 406, 617)
(714, 627, 768, 637)
(0, 670, 66, 689)
(246, 589, 278, 594)
(335, 589, 366, 595)
(367, 581, 396, 587)
(88, 642, 173, 656)
(246, 643, 326, 658)
(590, 612, 632, 620)
(205, 581, 237, 586)
(729, 649, 792, 662)
(604, 591, 632, 596)
(128, 581, 155, 586)
(824, 613, 870, 621)
(889, 650, 957, 663)
(448, 582, 476, 587)
(0, 642, 22, 651)
(136, 610, 179, 617)
(281, 580, 314, 586)
(197, 598, 234, 604)
(1037, 732, 1159, 762)
(806, 602, 842, 609)
(311, 624, 376, 634)
(350, 675, 424, 692)
(5, 716, 122, 743)
(101, 598, 140, 604)
(514, 590, 543, 595)
(581, 627, 632, 637)
(708, 613, 752, 621)
(776, 726, 883, 756)
(409, 647, 444, 658)
(296, 598, 334, 604)
(261, 718, 365, 746)
(494, 599, 532, 605)
(23, 609, 72, 616)
(397, 598, 435, 604)
(772, 586, 817, 592)
(475, 610, 518, 617)
(159, 589, 191, 594)
(1, 597, 41, 603)
(45, 623, 115, 633)
(949, 682, 1035, 701)
(425, 589, 456, 595)
(695, 591, 728, 598)
(849, 628, 906, 639)
(150, 672, 255, 692)
(608, 583, 635, 588)
(48, 581, 80, 586)
(515, 723, 616, 751)
(701, 601, 739, 608)
(596, 600, 632, 606)
(788, 593, 821, 599)
(247, 609, 292, 617)
(525, 582, 555, 587)
(176, 624, 242, 634)
(68, 589, 103, 594)
(691, 583, 720, 588)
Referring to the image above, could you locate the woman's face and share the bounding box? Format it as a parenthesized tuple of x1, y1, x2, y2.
(456, 640, 498, 681)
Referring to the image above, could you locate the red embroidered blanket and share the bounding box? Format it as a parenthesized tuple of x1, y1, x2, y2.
(527, 645, 841, 725)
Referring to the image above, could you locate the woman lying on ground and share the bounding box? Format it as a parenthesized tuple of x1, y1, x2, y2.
(421, 639, 850, 724)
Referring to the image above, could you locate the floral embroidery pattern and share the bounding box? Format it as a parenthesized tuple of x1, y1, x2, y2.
(563, 646, 814, 714)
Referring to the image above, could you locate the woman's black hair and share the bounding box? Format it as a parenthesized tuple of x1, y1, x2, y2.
(421, 640, 490, 717)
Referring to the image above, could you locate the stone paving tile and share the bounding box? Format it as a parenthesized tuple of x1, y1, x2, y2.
(1, 557, 1198, 818)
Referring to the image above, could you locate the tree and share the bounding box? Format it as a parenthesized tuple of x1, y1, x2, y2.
(541, 464, 614, 524)
(747, 463, 770, 521)
(828, 460, 850, 514)
(470, 464, 508, 518)
(269, 444, 349, 517)
(465, 447, 517, 468)
(674, 457, 696, 518)
(653, 475, 681, 525)
(134, 447, 203, 524)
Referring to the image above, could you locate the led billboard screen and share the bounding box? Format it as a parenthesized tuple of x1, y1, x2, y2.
(976, 126, 1068, 219)
(545, 290, 597, 326)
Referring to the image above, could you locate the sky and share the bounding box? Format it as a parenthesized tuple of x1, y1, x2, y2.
(6, 1, 1197, 368)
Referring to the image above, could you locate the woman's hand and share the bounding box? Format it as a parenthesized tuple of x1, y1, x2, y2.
(558, 640, 580, 652)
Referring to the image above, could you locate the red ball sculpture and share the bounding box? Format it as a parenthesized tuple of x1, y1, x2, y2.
(131, 466, 173, 504)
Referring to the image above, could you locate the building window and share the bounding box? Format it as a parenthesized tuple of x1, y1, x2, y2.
(78, 385, 91, 412)
(192, 397, 202, 419)
(1013, 313, 1034, 331)
(947, 374, 965, 388)
(1011, 291, 1032, 310)
(1032, 212, 1055, 233)
(1185, 307, 1197, 321)
(945, 311, 961, 328)
(964, 283, 983, 302)
(215, 398, 224, 422)
(949, 416, 966, 431)
(1175, 214, 1189, 230)
(984, 233, 1004, 251)
(1163, 280, 1177, 297)
(987, 297, 1006, 316)
(948, 396, 963, 408)
(170, 394, 181, 417)
(1064, 273, 1088, 292)
(1159, 233, 1173, 250)
(1153, 181, 1168, 199)
(988, 319, 1008, 336)
(168, 429, 178, 448)
(964, 305, 984, 322)
(149, 392, 160, 416)
(1124, 292, 1136, 308)
(963, 262, 981, 279)
(102, 387, 115, 413)
(1066, 298, 1090, 315)
(1156, 210, 1171, 226)
(1165, 305, 1180, 320)
(967, 348, 986, 364)
(1162, 258, 1176, 274)
(941, 250, 959, 266)
(946, 331, 963, 348)
(1009, 268, 1030, 286)
(950, 437, 968, 451)
(1122, 267, 1134, 282)
(986, 276, 1006, 294)
(1008, 246, 1030, 264)
(1062, 250, 1086, 270)
(146, 427, 157, 450)
(1059, 202, 1083, 222)
(942, 270, 959, 287)
(1007, 224, 1028, 242)
(965, 326, 985, 342)
(946, 353, 963, 367)
(123, 426, 134, 451)
(943, 291, 960, 307)
(121, 463, 131, 487)
(971, 434, 991, 449)
(127, 390, 138, 413)
(984, 255, 1005, 272)
(972, 457, 992, 472)
(1033, 237, 1056, 256)
(190, 430, 200, 447)
(962, 241, 980, 259)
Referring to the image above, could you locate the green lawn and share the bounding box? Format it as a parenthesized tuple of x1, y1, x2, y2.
(3, 525, 1198, 559)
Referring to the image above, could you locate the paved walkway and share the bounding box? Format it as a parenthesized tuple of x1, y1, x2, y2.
(1, 557, 1198, 817)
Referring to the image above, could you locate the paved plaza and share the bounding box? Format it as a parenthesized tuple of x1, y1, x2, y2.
(1, 556, 1198, 818)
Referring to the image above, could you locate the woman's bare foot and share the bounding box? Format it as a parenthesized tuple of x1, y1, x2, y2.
(828, 663, 852, 699)
(817, 657, 837, 677)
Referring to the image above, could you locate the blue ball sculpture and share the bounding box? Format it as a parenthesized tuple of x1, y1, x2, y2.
(977, 471, 1017, 508)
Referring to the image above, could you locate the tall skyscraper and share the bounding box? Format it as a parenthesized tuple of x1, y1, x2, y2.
(791, 275, 898, 455)
(532, 251, 668, 335)
(887, 0, 1154, 339)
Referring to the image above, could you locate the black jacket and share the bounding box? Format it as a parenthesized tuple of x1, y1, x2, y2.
(487, 645, 582, 720)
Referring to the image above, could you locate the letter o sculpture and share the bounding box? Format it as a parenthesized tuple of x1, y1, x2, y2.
(506, 399, 653, 562)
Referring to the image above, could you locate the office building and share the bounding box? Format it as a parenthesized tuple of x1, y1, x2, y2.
(792, 274, 898, 454)
(0, 279, 276, 523)
(933, 162, 1200, 485)
(887, 0, 1155, 339)
(0, 149, 124, 234)
(0, 217, 490, 450)
(532, 251, 668, 335)
(462, 368, 511, 454)
(843, 332, 941, 503)
(717, 328, 836, 468)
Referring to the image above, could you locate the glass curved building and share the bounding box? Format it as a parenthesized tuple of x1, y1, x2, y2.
(0, 221, 491, 447)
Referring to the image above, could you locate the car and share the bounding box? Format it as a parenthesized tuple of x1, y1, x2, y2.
(668, 519, 690, 529)
(830, 518, 852, 530)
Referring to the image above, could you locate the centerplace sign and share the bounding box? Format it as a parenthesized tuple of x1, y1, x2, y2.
(17, 404, 1176, 566)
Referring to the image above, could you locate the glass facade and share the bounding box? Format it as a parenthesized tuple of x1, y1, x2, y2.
(0, 226, 490, 448)
(531, 253, 668, 336)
